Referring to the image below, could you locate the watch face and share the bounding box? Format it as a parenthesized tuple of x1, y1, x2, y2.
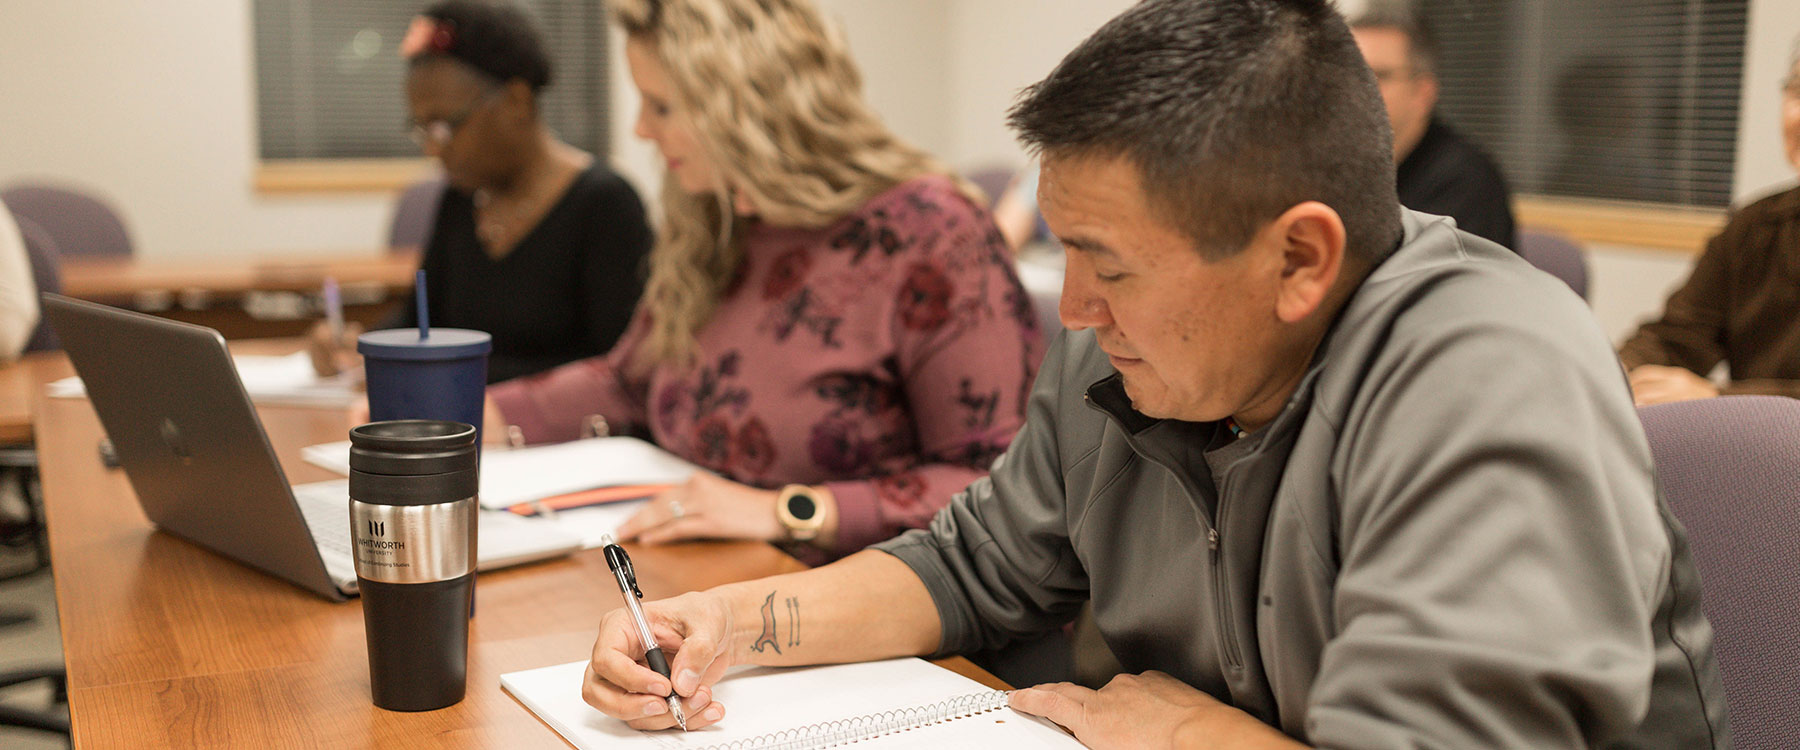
(787, 494, 817, 521)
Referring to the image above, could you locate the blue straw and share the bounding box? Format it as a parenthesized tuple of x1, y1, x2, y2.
(415, 269, 430, 340)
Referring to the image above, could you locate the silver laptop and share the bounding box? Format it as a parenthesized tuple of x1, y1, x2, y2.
(42, 294, 581, 601)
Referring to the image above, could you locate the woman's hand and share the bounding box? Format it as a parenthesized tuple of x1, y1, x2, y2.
(306, 320, 365, 377)
(615, 473, 787, 544)
(481, 396, 511, 444)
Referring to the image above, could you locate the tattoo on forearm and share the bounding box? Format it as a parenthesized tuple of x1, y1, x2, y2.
(752, 591, 782, 654)
(750, 591, 803, 654)
(785, 596, 800, 648)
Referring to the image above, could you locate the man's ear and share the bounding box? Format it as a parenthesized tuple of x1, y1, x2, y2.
(1269, 201, 1346, 324)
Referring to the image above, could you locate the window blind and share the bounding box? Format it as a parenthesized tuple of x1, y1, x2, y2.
(1421, 0, 1747, 208)
(253, 0, 609, 160)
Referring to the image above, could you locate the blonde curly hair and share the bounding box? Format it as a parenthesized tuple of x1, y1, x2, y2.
(614, 0, 979, 368)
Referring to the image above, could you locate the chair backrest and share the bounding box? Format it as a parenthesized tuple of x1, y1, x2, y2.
(1516, 228, 1589, 300)
(0, 183, 133, 259)
(388, 177, 447, 251)
(1639, 395, 1800, 750)
(964, 166, 1015, 209)
(13, 215, 61, 352)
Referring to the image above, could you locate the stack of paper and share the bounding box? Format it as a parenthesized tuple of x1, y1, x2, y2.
(48, 351, 359, 407)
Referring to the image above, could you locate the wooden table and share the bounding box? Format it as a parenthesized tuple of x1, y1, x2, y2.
(59, 251, 419, 340)
(32, 355, 1001, 748)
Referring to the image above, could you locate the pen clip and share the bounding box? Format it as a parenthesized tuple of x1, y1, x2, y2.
(622, 553, 643, 598)
(605, 541, 645, 599)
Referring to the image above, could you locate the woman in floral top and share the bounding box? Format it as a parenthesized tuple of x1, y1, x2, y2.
(485, 0, 1041, 562)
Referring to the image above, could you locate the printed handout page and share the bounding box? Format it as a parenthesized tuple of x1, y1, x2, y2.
(302, 435, 697, 511)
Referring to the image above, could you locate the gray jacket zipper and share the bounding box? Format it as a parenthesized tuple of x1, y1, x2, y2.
(1084, 393, 1246, 674)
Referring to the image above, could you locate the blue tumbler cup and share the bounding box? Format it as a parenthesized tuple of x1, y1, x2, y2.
(358, 328, 492, 444)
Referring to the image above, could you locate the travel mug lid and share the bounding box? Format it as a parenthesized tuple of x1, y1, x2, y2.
(357, 328, 492, 360)
(349, 420, 477, 476)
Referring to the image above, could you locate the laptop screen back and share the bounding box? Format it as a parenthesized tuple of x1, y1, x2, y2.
(41, 294, 345, 600)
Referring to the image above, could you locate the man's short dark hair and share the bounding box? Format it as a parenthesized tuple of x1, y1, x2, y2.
(1011, 0, 1402, 266)
(417, 0, 553, 91)
(1350, 1, 1440, 77)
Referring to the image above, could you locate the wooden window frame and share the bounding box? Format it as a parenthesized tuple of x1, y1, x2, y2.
(1515, 194, 1725, 255)
(253, 158, 437, 194)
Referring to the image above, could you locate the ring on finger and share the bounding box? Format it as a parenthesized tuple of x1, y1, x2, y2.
(668, 498, 687, 520)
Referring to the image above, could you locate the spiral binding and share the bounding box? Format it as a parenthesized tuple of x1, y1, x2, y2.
(693, 690, 1013, 750)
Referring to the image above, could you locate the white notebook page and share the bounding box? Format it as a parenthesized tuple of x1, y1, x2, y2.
(500, 657, 1083, 749)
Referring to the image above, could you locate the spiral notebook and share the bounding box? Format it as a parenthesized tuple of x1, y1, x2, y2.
(500, 657, 1084, 749)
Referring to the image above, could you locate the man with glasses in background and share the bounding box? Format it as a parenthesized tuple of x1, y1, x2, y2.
(1352, 3, 1517, 250)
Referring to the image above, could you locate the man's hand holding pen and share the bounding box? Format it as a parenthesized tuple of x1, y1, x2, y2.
(588, 542, 739, 731)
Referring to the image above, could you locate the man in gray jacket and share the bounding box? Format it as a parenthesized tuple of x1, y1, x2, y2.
(578, 0, 1727, 747)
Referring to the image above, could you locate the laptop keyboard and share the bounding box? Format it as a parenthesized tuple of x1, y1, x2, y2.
(293, 482, 355, 559)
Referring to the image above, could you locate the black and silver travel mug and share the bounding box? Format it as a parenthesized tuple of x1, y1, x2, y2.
(348, 419, 478, 712)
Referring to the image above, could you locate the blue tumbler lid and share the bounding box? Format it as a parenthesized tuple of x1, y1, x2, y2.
(357, 328, 492, 360)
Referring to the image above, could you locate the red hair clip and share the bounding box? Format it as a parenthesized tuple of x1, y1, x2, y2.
(400, 16, 455, 58)
(429, 21, 455, 53)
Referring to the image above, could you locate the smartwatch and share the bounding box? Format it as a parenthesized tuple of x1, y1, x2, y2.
(776, 484, 826, 542)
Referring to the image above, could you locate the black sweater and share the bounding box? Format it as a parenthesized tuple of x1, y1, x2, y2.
(390, 165, 652, 383)
(1396, 117, 1516, 250)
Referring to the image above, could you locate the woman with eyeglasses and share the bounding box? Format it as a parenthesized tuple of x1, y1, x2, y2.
(484, 0, 1042, 562)
(310, 0, 651, 384)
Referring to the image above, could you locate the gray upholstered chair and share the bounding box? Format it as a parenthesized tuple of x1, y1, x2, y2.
(0, 183, 133, 259)
(1517, 228, 1589, 300)
(964, 165, 1015, 209)
(14, 216, 62, 353)
(1639, 395, 1800, 749)
(388, 177, 447, 251)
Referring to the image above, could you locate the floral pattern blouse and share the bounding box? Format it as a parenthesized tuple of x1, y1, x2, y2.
(489, 175, 1044, 561)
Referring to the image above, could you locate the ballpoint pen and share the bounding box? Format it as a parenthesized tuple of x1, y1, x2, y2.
(601, 534, 688, 730)
(322, 277, 344, 344)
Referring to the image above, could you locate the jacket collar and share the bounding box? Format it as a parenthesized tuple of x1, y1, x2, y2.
(1083, 373, 1160, 434)
(1081, 363, 1323, 460)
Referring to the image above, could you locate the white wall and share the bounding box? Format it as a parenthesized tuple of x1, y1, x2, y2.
(1733, 1, 1800, 202)
(941, 1, 1134, 170)
(608, 0, 955, 208)
(0, 1, 394, 260)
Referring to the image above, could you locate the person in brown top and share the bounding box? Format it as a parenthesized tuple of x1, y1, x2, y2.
(1619, 48, 1800, 405)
